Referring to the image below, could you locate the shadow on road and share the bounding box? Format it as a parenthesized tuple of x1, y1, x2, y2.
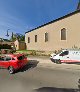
(17, 60, 39, 73)
(34, 87, 78, 92)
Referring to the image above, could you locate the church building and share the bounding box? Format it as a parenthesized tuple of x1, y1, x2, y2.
(25, 2, 80, 51)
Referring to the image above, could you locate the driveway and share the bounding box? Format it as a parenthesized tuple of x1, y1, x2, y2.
(0, 56, 80, 92)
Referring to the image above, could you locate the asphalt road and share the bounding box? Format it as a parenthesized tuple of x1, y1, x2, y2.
(0, 57, 80, 92)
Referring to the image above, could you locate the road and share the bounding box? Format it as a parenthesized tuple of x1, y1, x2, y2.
(0, 56, 80, 92)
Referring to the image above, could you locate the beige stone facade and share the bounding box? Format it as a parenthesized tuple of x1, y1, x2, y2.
(25, 10, 80, 51)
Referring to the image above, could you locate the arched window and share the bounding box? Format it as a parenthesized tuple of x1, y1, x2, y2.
(61, 28, 66, 40)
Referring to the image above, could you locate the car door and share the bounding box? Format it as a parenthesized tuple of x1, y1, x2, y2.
(2, 56, 11, 68)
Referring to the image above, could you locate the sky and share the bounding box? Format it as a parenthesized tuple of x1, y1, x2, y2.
(0, 0, 79, 39)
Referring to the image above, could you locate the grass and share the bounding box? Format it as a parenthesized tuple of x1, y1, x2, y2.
(16, 50, 51, 56)
(16, 50, 36, 56)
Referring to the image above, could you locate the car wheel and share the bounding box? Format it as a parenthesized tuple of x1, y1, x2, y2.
(8, 66, 15, 74)
(56, 60, 61, 64)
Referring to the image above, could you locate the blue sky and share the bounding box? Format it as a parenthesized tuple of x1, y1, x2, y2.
(0, 0, 79, 39)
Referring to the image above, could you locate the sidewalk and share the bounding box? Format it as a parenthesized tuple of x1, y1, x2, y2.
(28, 55, 52, 64)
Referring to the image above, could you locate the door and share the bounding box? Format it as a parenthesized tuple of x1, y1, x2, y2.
(0, 57, 4, 67)
(1, 56, 11, 68)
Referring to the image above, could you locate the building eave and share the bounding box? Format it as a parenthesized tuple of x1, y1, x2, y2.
(25, 10, 80, 34)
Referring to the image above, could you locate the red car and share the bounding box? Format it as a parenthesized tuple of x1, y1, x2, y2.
(0, 54, 28, 74)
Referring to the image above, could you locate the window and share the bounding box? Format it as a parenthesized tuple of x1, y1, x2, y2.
(12, 58, 15, 60)
(16, 45, 17, 47)
(5, 56, 11, 61)
(61, 28, 66, 40)
(59, 51, 69, 56)
(17, 55, 25, 60)
(45, 32, 48, 42)
(35, 35, 37, 42)
(28, 37, 30, 43)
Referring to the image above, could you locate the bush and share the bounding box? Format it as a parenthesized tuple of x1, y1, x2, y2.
(30, 50, 36, 55)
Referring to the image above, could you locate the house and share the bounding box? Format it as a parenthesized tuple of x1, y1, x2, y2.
(0, 38, 26, 51)
(14, 40, 26, 50)
(25, 2, 80, 51)
(0, 38, 14, 46)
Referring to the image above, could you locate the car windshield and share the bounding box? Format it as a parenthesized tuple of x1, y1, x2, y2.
(59, 51, 69, 56)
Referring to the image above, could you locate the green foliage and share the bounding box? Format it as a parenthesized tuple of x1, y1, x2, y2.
(10, 33, 25, 41)
(0, 44, 11, 49)
(20, 35, 25, 41)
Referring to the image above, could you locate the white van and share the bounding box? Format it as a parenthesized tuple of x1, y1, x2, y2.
(50, 49, 80, 64)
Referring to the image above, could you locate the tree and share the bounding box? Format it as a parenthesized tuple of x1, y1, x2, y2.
(10, 32, 25, 41)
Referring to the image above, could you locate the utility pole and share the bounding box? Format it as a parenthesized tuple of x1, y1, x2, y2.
(6, 29, 10, 37)
(11, 32, 14, 41)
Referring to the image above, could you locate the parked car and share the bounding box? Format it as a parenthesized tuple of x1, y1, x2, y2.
(50, 49, 80, 64)
(0, 53, 28, 74)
